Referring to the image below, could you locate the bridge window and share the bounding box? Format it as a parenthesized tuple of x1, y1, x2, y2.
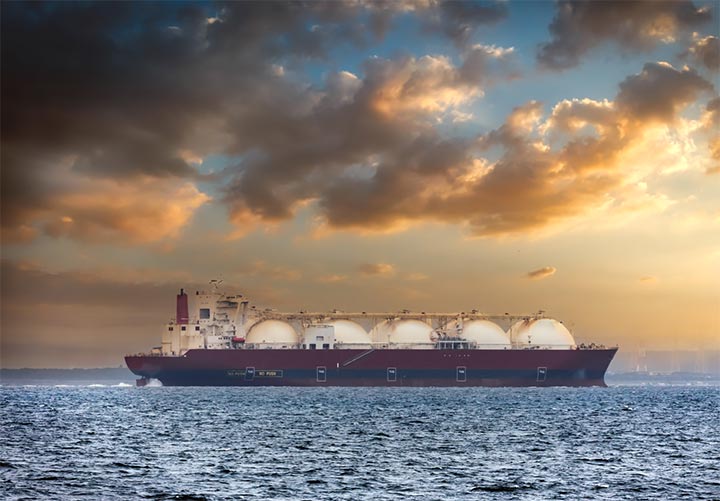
(200, 308, 210, 319)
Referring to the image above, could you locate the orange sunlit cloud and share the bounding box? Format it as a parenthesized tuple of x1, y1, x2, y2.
(526, 267, 557, 280)
(357, 263, 396, 276)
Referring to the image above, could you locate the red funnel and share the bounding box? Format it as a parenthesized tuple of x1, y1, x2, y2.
(176, 288, 189, 324)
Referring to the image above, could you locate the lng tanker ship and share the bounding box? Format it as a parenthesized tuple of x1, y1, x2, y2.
(125, 281, 617, 387)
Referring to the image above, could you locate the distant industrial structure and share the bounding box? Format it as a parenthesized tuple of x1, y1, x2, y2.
(609, 350, 720, 374)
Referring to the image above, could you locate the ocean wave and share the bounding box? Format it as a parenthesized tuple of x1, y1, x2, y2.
(1, 385, 717, 500)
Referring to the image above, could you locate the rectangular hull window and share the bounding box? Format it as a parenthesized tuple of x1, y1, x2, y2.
(245, 367, 255, 381)
(456, 366, 467, 382)
(387, 367, 397, 382)
(316, 366, 327, 383)
(537, 367, 547, 382)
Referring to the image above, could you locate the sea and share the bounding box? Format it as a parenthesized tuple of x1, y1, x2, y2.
(1, 374, 719, 500)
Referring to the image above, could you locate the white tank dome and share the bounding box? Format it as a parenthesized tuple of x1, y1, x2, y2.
(325, 320, 371, 345)
(370, 319, 434, 348)
(509, 318, 575, 350)
(246, 320, 299, 347)
(508, 320, 527, 344)
(447, 320, 510, 349)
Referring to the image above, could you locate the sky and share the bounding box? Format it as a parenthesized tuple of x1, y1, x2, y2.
(1, 0, 719, 368)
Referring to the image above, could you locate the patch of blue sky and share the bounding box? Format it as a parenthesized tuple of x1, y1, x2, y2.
(304, 11, 458, 84)
(195, 154, 238, 176)
(475, 1, 556, 61)
(103, 1, 214, 46)
(467, 47, 680, 135)
(190, 154, 239, 208)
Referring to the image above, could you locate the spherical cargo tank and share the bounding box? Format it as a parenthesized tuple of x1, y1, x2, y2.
(509, 318, 576, 349)
(326, 320, 372, 346)
(446, 320, 510, 349)
(370, 319, 434, 349)
(246, 320, 299, 347)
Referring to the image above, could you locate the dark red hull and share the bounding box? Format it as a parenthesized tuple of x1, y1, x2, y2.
(125, 348, 617, 387)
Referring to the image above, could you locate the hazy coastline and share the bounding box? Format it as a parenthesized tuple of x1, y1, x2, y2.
(2, 368, 718, 387)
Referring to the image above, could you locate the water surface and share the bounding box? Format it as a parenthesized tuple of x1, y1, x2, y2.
(1, 384, 719, 500)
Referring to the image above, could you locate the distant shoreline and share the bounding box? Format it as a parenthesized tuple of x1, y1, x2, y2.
(1, 368, 136, 385)
(2, 368, 719, 386)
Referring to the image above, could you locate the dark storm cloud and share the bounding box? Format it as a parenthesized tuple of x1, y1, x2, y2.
(222, 46, 517, 229)
(423, 0, 508, 47)
(537, 0, 712, 70)
(682, 35, 720, 70)
(2, 2, 713, 244)
(0, 0, 511, 243)
(1, 0, 384, 172)
(616, 62, 714, 123)
(317, 134, 476, 230)
(310, 100, 598, 236)
(2, 2, 211, 174)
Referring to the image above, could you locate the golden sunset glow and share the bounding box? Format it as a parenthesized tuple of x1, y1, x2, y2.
(1, 1, 718, 368)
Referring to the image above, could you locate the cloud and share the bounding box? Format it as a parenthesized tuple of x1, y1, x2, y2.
(2, 174, 210, 244)
(616, 62, 714, 123)
(311, 62, 713, 237)
(222, 48, 517, 234)
(682, 34, 720, 70)
(403, 272, 430, 281)
(236, 260, 303, 281)
(1, 3, 714, 244)
(2, 1, 514, 244)
(422, 1, 508, 47)
(703, 97, 720, 174)
(526, 266, 557, 280)
(316, 274, 349, 283)
(639, 275, 659, 283)
(357, 263, 395, 276)
(537, 0, 712, 70)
